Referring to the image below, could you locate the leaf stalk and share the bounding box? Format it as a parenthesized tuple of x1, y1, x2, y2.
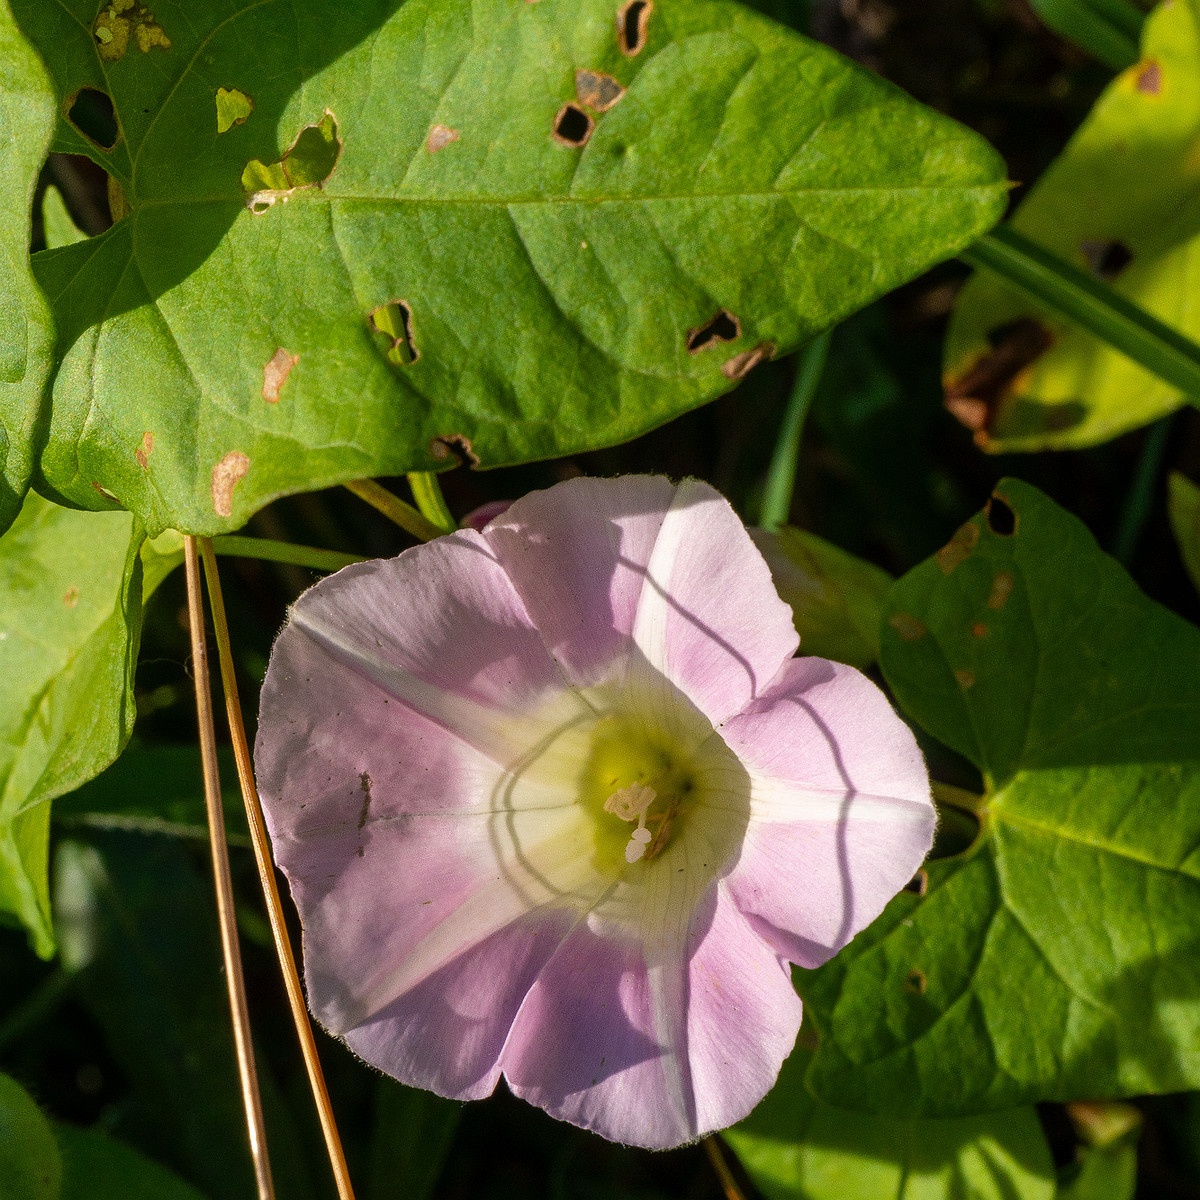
(344, 478, 444, 542)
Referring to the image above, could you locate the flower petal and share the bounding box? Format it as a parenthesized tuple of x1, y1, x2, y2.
(484, 477, 798, 725)
(500, 888, 801, 1148)
(282, 533, 577, 761)
(256, 624, 608, 1033)
(344, 913, 574, 1100)
(718, 657, 936, 966)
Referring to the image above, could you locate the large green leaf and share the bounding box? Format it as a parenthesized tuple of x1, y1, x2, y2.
(725, 1047, 1055, 1200)
(0, 1072, 60, 1200)
(0, 493, 142, 958)
(0, 2, 55, 533)
(15, 0, 1006, 535)
(802, 479, 1200, 1115)
(943, 0, 1200, 452)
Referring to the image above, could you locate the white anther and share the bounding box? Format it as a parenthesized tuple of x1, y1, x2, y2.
(603, 782, 656, 822)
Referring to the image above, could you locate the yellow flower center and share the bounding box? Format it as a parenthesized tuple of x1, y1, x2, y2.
(578, 715, 697, 872)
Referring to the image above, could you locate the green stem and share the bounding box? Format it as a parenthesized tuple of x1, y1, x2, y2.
(962, 227, 1200, 401)
(344, 478, 443, 542)
(759, 331, 831, 532)
(211, 536, 363, 573)
(407, 472, 457, 535)
(1112, 414, 1174, 566)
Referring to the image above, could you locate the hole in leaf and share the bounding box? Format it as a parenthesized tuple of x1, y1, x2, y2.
(431, 434, 480, 468)
(1079, 239, 1133, 281)
(903, 870, 928, 896)
(553, 103, 594, 147)
(687, 310, 741, 354)
(93, 1, 170, 61)
(242, 112, 341, 208)
(215, 87, 254, 134)
(944, 317, 1054, 438)
(986, 495, 1017, 536)
(617, 0, 652, 56)
(66, 88, 119, 150)
(370, 301, 419, 366)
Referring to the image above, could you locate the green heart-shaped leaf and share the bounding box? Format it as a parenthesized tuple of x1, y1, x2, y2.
(802, 479, 1200, 1114)
(17, 0, 1006, 533)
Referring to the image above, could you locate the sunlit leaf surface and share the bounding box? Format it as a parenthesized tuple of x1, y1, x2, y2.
(15, 0, 1005, 533)
(802, 480, 1200, 1114)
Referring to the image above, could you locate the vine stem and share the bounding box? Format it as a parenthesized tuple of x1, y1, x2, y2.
(199, 538, 357, 1200)
(183, 536, 276, 1200)
(344, 478, 444, 541)
(759, 331, 831, 532)
(407, 471, 457, 535)
(703, 1136, 748, 1200)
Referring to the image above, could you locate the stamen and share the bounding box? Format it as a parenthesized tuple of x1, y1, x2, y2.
(604, 783, 657, 866)
(625, 826, 652, 863)
(603, 782, 656, 822)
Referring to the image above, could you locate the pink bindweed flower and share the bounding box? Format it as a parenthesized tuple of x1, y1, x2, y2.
(254, 476, 935, 1149)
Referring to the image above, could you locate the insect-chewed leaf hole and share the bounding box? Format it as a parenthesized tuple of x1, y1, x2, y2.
(554, 103, 595, 147)
(370, 301, 419, 366)
(986, 495, 1017, 536)
(617, 0, 653, 55)
(66, 88, 119, 149)
(687, 310, 741, 354)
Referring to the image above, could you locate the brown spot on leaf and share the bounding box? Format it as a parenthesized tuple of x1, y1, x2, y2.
(888, 613, 926, 641)
(971, 622, 988, 639)
(553, 103, 594, 147)
(954, 669, 975, 690)
(63, 586, 80, 609)
(986, 494, 1018, 536)
(135, 431, 154, 471)
(722, 341, 775, 381)
(944, 318, 1055, 442)
(988, 572, 1014, 609)
(904, 968, 927, 995)
(1080, 239, 1133, 281)
(211, 452, 249, 518)
(687, 310, 741, 354)
(937, 521, 980, 575)
(617, 0, 653, 56)
(426, 124, 460, 153)
(262, 348, 299, 402)
(431, 434, 480, 468)
(91, 481, 119, 504)
(575, 69, 626, 112)
(1135, 60, 1162, 95)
